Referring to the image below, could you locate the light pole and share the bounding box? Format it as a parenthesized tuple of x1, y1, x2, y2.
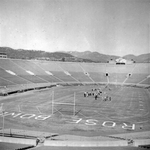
(0, 103, 4, 136)
(2, 109, 5, 137)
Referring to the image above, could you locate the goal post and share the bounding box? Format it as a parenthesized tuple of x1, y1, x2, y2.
(51, 91, 76, 116)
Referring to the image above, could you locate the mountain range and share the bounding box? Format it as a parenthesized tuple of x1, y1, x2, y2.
(0, 47, 149, 63)
(68, 51, 150, 63)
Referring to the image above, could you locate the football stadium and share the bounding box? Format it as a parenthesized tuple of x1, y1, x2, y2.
(0, 0, 150, 149)
(0, 58, 150, 150)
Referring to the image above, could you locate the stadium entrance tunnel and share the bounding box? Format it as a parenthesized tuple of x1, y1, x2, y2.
(105, 73, 109, 77)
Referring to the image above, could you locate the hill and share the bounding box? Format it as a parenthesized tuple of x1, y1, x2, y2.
(123, 53, 150, 63)
(68, 51, 119, 63)
(0, 47, 92, 62)
(0, 47, 72, 60)
(0, 47, 149, 63)
(69, 51, 150, 63)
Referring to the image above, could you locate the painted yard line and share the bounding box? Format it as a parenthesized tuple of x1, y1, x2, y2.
(36, 106, 43, 114)
(138, 95, 143, 98)
(53, 107, 64, 116)
(128, 98, 133, 110)
(129, 91, 139, 110)
(138, 99, 143, 102)
(18, 105, 22, 112)
(78, 112, 88, 118)
(109, 105, 148, 119)
(111, 95, 122, 109)
(108, 113, 146, 119)
(107, 87, 124, 109)
(140, 89, 150, 118)
(94, 111, 110, 120)
(136, 120, 149, 124)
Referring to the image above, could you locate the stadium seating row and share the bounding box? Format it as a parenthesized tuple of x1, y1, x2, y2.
(0, 58, 149, 95)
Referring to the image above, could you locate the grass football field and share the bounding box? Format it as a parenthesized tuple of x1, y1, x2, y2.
(0, 84, 149, 137)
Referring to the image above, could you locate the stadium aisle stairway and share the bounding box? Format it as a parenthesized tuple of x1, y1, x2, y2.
(125, 64, 149, 85)
(0, 68, 29, 85)
(0, 59, 48, 84)
(79, 63, 107, 83)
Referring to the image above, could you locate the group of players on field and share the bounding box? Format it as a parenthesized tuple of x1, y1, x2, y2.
(84, 86, 111, 101)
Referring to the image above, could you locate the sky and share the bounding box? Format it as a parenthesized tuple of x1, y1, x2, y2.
(0, 0, 150, 56)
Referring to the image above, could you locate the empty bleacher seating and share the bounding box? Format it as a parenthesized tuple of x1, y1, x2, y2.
(0, 59, 150, 95)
